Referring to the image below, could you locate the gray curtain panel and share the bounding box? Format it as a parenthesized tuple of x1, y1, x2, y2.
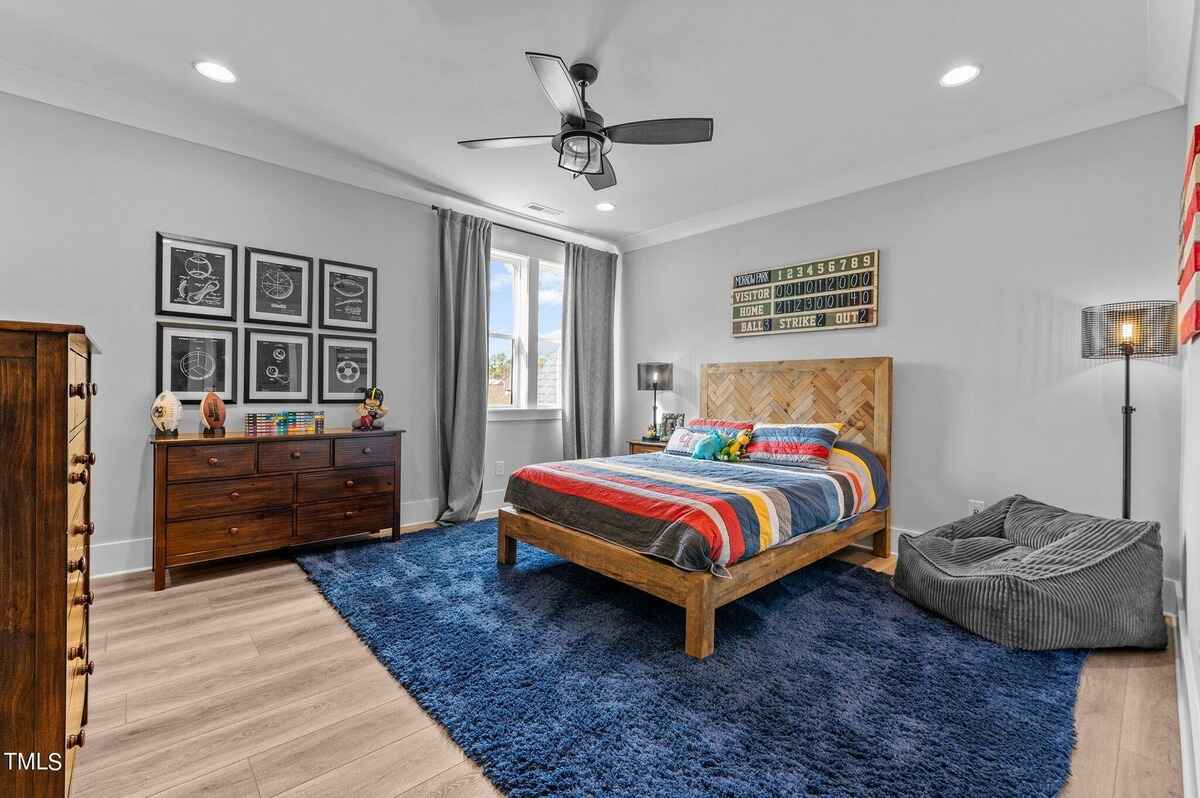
(562, 243, 618, 459)
(435, 209, 491, 524)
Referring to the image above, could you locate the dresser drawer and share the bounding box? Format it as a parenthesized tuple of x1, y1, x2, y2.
(167, 443, 256, 482)
(298, 466, 394, 504)
(296, 495, 392, 541)
(333, 436, 397, 467)
(166, 509, 294, 561)
(167, 474, 294, 520)
(259, 439, 331, 473)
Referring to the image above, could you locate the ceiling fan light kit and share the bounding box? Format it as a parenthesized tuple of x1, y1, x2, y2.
(458, 52, 713, 191)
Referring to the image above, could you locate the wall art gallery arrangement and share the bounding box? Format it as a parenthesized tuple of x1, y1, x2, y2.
(152, 232, 378, 403)
(730, 249, 879, 337)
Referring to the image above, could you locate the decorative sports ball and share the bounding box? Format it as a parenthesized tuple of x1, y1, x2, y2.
(200, 391, 227, 431)
(150, 391, 182, 434)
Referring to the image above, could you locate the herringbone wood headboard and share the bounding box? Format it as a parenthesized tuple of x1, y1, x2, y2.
(698, 357, 892, 473)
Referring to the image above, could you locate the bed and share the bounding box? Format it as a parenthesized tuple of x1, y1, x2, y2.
(498, 356, 892, 659)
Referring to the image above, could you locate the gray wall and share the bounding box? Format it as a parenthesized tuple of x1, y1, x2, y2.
(617, 108, 1185, 577)
(0, 91, 562, 574)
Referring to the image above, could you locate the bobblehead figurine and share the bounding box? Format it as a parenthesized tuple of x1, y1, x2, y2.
(352, 386, 389, 431)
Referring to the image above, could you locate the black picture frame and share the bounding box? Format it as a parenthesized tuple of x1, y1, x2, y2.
(244, 247, 314, 328)
(156, 322, 238, 404)
(319, 259, 378, 333)
(155, 232, 238, 321)
(243, 327, 313, 403)
(318, 334, 376, 402)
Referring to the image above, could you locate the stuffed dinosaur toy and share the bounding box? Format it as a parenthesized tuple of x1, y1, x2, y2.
(691, 431, 725, 461)
(718, 429, 752, 461)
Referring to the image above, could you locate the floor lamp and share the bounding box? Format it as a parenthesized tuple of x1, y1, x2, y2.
(636, 362, 673, 440)
(1081, 300, 1177, 519)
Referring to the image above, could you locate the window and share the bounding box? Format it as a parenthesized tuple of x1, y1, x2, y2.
(487, 246, 563, 417)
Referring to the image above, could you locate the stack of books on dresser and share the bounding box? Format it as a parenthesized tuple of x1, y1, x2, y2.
(244, 409, 326, 435)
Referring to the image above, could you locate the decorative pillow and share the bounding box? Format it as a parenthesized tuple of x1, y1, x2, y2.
(691, 432, 725, 461)
(664, 427, 710, 457)
(746, 422, 844, 469)
(686, 418, 754, 436)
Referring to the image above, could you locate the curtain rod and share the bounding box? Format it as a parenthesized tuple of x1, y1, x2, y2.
(430, 205, 567, 247)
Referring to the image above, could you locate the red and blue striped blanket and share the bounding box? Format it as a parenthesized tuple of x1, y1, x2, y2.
(504, 443, 889, 571)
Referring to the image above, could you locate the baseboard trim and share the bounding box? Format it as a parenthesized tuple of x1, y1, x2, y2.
(1176, 588, 1199, 798)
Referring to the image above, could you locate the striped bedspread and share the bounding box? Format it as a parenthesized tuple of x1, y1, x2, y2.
(503, 443, 889, 572)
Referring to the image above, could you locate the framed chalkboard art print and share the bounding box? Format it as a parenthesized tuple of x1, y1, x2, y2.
(244, 328, 312, 403)
(156, 233, 238, 321)
(156, 322, 238, 404)
(319, 260, 377, 333)
(318, 334, 376, 402)
(244, 248, 313, 327)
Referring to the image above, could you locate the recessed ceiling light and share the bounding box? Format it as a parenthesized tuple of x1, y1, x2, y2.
(194, 61, 237, 84)
(939, 64, 980, 88)
(595, 202, 615, 212)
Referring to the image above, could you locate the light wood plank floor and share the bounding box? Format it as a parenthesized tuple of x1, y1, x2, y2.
(77, 543, 1182, 798)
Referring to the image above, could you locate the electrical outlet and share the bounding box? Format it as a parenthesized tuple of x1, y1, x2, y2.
(494, 461, 505, 476)
(969, 499, 985, 515)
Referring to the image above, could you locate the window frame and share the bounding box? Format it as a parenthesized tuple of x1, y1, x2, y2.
(487, 248, 562, 422)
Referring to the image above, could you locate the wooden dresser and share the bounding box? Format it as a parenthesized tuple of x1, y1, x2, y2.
(0, 321, 98, 797)
(151, 428, 404, 590)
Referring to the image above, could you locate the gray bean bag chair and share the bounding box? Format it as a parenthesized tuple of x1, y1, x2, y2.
(892, 495, 1167, 650)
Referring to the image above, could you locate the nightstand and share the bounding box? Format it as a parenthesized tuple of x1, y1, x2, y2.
(628, 439, 668, 454)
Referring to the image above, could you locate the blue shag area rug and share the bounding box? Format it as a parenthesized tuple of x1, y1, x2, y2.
(295, 519, 1087, 798)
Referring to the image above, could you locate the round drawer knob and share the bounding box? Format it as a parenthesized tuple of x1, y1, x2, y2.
(67, 556, 86, 574)
(229, 527, 240, 535)
(73, 452, 97, 466)
(344, 480, 356, 488)
(362, 447, 373, 455)
(89, 382, 98, 397)
(207, 457, 220, 466)
(67, 730, 86, 750)
(344, 511, 355, 519)
(73, 521, 96, 537)
(290, 451, 303, 460)
(78, 660, 95, 677)
(230, 491, 241, 499)
(67, 644, 86, 661)
(68, 382, 86, 398)
(74, 591, 95, 608)
(68, 470, 89, 485)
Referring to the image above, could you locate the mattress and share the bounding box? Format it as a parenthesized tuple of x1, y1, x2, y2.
(503, 442, 889, 571)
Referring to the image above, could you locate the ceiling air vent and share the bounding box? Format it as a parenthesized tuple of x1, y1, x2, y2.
(523, 202, 563, 217)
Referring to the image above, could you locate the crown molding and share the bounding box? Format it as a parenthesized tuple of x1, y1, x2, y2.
(617, 84, 1181, 252)
(0, 57, 620, 254)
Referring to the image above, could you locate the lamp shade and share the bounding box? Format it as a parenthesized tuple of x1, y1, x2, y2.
(1081, 300, 1177, 359)
(637, 362, 673, 391)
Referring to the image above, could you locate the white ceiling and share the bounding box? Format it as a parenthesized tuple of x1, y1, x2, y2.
(0, 0, 1191, 251)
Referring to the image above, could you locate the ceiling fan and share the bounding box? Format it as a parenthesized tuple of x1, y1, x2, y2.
(457, 52, 714, 191)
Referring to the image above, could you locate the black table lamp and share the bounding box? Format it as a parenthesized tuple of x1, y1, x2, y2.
(1081, 300, 1176, 518)
(637, 362, 673, 440)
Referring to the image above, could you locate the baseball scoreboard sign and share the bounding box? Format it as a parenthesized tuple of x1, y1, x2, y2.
(730, 249, 879, 337)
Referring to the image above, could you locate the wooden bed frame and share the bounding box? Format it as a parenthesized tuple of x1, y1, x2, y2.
(497, 356, 892, 659)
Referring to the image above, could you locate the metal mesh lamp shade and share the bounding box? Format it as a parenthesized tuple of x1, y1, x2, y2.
(1079, 300, 1176, 519)
(637, 362, 673, 440)
(637, 363, 673, 391)
(1081, 300, 1177, 359)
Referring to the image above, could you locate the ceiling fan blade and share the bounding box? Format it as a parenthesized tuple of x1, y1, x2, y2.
(525, 52, 586, 125)
(605, 118, 714, 145)
(586, 156, 617, 190)
(457, 135, 554, 149)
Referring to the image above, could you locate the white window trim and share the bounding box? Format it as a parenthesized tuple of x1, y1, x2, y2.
(488, 248, 562, 416)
